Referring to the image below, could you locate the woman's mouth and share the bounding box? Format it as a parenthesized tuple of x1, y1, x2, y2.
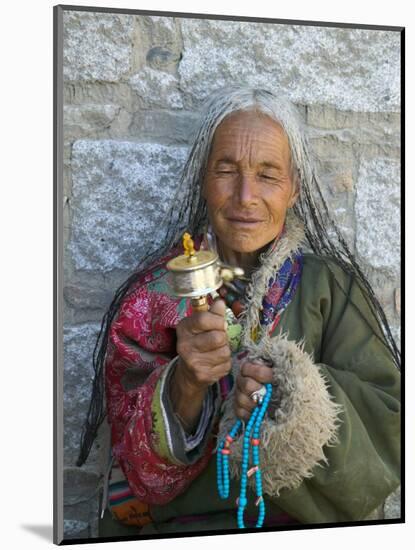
(227, 217, 264, 227)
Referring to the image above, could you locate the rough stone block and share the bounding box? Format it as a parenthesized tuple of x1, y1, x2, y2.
(307, 105, 401, 137)
(395, 287, 401, 315)
(384, 486, 401, 519)
(389, 324, 401, 351)
(355, 158, 400, 275)
(129, 110, 199, 144)
(361, 274, 400, 348)
(308, 131, 355, 162)
(63, 104, 121, 140)
(63, 284, 114, 312)
(143, 15, 180, 49)
(64, 82, 134, 111)
(324, 203, 356, 254)
(63, 519, 89, 539)
(63, 323, 101, 465)
(307, 105, 362, 129)
(129, 67, 183, 109)
(317, 158, 355, 194)
(132, 15, 182, 75)
(63, 11, 134, 82)
(318, 177, 355, 250)
(64, 468, 101, 506)
(178, 19, 400, 112)
(146, 46, 181, 70)
(64, 494, 100, 540)
(307, 119, 400, 161)
(69, 139, 189, 272)
(310, 156, 356, 252)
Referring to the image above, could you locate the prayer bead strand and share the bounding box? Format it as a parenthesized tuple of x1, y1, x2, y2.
(217, 383, 273, 528)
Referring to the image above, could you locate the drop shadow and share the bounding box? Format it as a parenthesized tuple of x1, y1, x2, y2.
(20, 524, 53, 542)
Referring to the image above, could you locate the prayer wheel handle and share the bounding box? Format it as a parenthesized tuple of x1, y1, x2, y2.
(190, 295, 210, 313)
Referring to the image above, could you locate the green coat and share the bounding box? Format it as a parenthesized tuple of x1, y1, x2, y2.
(99, 253, 400, 537)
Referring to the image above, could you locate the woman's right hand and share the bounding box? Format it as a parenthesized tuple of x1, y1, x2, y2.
(174, 298, 232, 393)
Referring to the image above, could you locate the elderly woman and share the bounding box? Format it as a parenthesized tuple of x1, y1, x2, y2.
(76, 87, 400, 536)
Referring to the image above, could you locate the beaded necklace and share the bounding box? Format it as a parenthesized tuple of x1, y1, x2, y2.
(216, 277, 273, 528)
(216, 383, 273, 528)
(204, 224, 303, 528)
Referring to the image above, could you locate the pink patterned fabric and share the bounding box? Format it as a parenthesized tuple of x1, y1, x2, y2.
(104, 234, 302, 509)
(105, 246, 218, 505)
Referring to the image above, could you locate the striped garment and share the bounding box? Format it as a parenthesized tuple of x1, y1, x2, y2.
(106, 457, 153, 527)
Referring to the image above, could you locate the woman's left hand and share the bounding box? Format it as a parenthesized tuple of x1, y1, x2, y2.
(234, 360, 273, 421)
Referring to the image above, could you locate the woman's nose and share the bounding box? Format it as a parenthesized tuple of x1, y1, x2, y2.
(238, 173, 259, 206)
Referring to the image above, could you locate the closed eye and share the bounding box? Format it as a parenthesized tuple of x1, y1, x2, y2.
(259, 174, 278, 181)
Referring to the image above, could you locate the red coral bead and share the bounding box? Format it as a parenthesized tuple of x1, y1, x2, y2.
(231, 300, 244, 317)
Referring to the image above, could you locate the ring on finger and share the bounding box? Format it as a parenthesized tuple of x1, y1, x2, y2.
(250, 385, 266, 404)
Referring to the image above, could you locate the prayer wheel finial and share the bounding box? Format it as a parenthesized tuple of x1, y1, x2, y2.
(183, 232, 196, 258)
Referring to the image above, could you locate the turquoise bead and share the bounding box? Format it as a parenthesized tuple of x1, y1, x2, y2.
(216, 380, 272, 530)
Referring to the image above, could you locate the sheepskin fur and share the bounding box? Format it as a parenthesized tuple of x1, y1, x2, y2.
(214, 211, 343, 496)
(238, 209, 306, 346)
(215, 334, 343, 496)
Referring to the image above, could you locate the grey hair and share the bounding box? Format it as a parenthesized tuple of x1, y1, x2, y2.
(160, 86, 346, 264)
(160, 86, 400, 368)
(163, 86, 307, 248)
(76, 85, 400, 468)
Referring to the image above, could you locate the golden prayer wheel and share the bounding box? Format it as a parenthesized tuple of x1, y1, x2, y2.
(166, 233, 244, 312)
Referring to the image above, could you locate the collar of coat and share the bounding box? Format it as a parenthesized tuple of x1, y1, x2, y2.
(212, 211, 342, 497)
(234, 209, 306, 346)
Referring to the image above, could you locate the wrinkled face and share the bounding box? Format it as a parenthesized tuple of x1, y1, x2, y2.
(203, 110, 299, 255)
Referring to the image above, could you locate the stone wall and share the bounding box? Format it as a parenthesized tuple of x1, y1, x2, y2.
(61, 9, 401, 539)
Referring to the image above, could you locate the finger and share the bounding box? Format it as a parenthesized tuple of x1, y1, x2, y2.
(182, 307, 226, 335)
(186, 360, 232, 386)
(240, 361, 274, 384)
(235, 406, 250, 422)
(193, 344, 231, 366)
(208, 361, 233, 381)
(234, 392, 255, 420)
(235, 390, 256, 412)
(209, 298, 226, 318)
(192, 330, 229, 352)
(236, 374, 263, 396)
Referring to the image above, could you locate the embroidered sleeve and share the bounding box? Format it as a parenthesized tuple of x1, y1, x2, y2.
(152, 357, 221, 464)
(105, 280, 217, 505)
